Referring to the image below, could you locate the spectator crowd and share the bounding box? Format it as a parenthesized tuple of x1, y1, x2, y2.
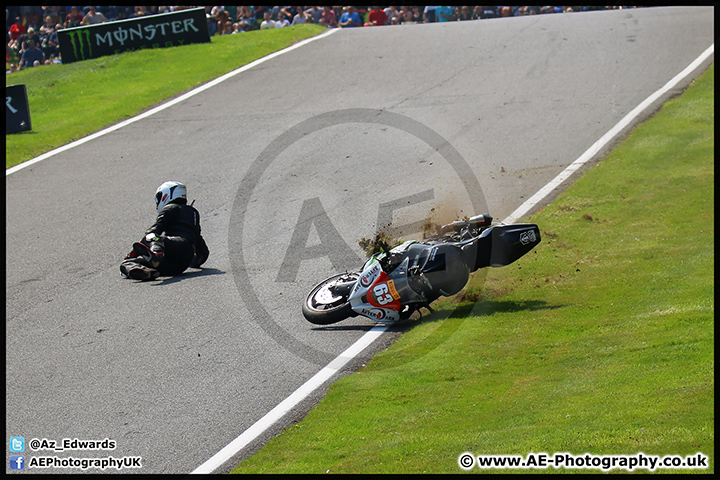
(7, 6, 639, 73)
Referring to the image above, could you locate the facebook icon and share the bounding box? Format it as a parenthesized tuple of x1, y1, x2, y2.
(10, 455, 25, 470)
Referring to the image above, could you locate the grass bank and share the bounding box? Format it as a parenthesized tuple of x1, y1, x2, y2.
(232, 65, 714, 474)
(5, 24, 326, 169)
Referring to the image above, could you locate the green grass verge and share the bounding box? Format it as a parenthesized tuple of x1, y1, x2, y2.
(5, 24, 326, 169)
(232, 65, 714, 474)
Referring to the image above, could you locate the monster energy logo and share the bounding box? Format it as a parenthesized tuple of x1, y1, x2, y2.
(66, 29, 93, 61)
(58, 8, 209, 64)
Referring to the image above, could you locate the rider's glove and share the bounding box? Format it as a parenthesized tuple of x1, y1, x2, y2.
(145, 233, 160, 243)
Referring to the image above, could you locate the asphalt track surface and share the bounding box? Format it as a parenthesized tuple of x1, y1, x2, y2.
(6, 7, 714, 474)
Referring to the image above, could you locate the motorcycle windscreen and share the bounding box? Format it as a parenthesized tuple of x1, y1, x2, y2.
(387, 257, 427, 305)
(481, 224, 541, 267)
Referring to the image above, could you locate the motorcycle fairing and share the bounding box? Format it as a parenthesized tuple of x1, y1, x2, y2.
(349, 257, 426, 324)
(349, 260, 401, 323)
(473, 224, 541, 269)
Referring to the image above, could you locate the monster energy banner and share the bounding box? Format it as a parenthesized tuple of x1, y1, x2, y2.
(58, 8, 210, 64)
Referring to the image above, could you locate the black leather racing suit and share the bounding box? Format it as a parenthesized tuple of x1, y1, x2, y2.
(142, 201, 209, 276)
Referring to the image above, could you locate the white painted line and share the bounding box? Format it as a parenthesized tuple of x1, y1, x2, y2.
(503, 43, 714, 224)
(190, 324, 388, 474)
(6, 28, 339, 177)
(190, 42, 714, 474)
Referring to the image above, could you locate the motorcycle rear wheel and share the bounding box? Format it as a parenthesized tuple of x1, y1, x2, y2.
(302, 272, 359, 325)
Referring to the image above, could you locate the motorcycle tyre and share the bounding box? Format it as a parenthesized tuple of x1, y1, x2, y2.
(302, 273, 358, 325)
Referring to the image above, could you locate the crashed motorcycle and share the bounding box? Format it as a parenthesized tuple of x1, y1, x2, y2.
(302, 214, 541, 325)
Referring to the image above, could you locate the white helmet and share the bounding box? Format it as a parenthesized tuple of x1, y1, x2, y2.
(154, 181, 187, 213)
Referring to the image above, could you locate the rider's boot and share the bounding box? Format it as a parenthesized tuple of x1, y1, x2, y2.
(132, 239, 165, 269)
(120, 261, 160, 281)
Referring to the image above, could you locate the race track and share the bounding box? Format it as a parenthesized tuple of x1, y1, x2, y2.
(6, 7, 713, 474)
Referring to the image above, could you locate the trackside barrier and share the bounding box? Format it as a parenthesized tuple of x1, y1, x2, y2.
(58, 7, 210, 64)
